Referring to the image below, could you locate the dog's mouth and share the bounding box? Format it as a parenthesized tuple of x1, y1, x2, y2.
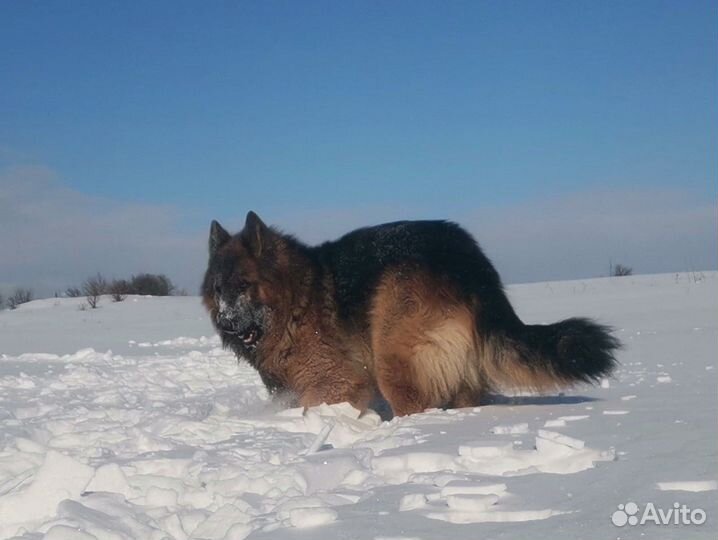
(239, 326, 262, 347)
(222, 324, 262, 348)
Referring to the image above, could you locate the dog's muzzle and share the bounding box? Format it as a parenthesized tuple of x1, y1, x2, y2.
(216, 315, 263, 348)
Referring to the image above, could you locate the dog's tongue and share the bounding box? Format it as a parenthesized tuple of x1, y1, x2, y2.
(241, 328, 259, 346)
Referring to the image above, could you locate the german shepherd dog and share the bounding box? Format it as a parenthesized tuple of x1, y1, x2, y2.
(202, 212, 618, 417)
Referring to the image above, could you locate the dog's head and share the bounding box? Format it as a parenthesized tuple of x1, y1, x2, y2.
(201, 211, 290, 361)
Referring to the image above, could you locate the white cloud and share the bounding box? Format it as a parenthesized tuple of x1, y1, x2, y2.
(461, 189, 717, 283)
(0, 165, 206, 296)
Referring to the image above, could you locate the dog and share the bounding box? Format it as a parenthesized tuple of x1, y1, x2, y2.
(202, 211, 619, 416)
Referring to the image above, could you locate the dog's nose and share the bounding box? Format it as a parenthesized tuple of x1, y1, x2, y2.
(216, 316, 236, 332)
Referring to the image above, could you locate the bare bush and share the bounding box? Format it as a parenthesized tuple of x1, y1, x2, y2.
(83, 273, 108, 309)
(0, 293, 4, 309)
(612, 263, 633, 277)
(109, 279, 130, 302)
(65, 286, 83, 298)
(7, 288, 33, 309)
(130, 273, 175, 296)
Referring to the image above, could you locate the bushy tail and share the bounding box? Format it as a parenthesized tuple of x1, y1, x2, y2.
(481, 318, 620, 391)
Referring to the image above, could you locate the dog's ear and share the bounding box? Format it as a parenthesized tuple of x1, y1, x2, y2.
(243, 211, 271, 257)
(209, 220, 230, 257)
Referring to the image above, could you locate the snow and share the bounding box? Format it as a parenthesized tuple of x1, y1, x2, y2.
(655, 481, 718, 493)
(0, 273, 716, 539)
(490, 423, 529, 435)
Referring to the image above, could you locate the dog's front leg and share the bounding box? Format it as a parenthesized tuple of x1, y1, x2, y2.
(298, 378, 372, 414)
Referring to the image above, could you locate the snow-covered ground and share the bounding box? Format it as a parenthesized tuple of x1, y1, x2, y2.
(0, 272, 716, 540)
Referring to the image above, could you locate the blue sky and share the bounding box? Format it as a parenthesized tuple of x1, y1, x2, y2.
(0, 1, 716, 294)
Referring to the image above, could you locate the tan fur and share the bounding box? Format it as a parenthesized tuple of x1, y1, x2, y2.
(367, 270, 485, 416)
(417, 316, 480, 403)
(478, 335, 568, 393)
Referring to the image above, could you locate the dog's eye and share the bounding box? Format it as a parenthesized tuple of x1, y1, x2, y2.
(237, 279, 250, 292)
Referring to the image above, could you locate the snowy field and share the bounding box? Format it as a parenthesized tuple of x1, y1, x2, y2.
(0, 272, 716, 540)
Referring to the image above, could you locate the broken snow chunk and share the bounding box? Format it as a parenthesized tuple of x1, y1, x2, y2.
(536, 430, 585, 450)
(490, 423, 529, 435)
(458, 441, 514, 458)
(288, 507, 338, 528)
(399, 493, 428, 511)
(446, 493, 499, 511)
(440, 482, 507, 498)
(655, 480, 717, 492)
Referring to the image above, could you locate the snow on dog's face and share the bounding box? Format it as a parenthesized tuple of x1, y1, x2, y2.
(201, 212, 281, 362)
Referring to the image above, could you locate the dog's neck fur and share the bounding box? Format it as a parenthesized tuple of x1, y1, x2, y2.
(253, 237, 336, 388)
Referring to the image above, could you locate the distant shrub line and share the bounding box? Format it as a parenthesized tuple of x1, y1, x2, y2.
(609, 261, 633, 277)
(2, 288, 34, 310)
(0, 273, 182, 311)
(68, 273, 180, 309)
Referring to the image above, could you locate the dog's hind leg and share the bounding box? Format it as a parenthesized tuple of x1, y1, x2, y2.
(372, 316, 479, 416)
(370, 270, 480, 416)
(373, 348, 429, 417)
(449, 381, 485, 408)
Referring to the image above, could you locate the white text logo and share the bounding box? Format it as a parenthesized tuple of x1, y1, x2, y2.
(612, 502, 706, 527)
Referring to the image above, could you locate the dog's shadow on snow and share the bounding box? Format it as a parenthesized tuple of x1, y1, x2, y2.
(485, 394, 601, 406)
(370, 393, 600, 422)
